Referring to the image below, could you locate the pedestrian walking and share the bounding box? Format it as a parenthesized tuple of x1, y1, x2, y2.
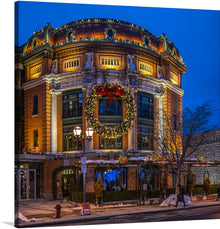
(216, 183, 220, 201)
(176, 184, 186, 207)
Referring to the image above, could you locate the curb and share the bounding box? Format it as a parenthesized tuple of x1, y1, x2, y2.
(16, 203, 220, 228)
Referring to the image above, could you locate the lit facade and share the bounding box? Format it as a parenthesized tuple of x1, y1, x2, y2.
(15, 18, 187, 200)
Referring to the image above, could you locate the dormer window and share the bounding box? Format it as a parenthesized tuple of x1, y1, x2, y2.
(66, 30, 75, 42)
(32, 38, 38, 48)
(143, 36, 150, 47)
(106, 28, 115, 39)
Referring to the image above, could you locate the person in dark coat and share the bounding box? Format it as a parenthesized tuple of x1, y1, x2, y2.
(217, 183, 220, 201)
(176, 185, 186, 207)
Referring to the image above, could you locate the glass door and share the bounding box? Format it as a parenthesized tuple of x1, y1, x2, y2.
(20, 170, 27, 199)
(19, 169, 36, 199)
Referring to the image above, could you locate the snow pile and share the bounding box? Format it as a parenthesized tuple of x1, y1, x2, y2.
(15, 212, 29, 223)
(160, 194, 192, 207)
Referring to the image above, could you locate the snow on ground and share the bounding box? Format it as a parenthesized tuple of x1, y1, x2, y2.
(160, 194, 192, 207)
(15, 212, 29, 223)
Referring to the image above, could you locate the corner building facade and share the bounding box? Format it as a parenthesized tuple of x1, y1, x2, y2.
(15, 18, 186, 200)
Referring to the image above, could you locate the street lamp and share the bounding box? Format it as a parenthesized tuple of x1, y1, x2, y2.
(73, 126, 94, 203)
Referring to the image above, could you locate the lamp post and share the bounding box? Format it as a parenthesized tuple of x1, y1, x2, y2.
(73, 126, 94, 203)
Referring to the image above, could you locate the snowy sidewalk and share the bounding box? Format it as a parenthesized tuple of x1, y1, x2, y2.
(15, 197, 220, 228)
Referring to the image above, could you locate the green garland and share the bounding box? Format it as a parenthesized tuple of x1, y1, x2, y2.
(85, 83, 137, 138)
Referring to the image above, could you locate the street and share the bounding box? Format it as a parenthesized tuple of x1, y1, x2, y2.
(62, 205, 220, 226)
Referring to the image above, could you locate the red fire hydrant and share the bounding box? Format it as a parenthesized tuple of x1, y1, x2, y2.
(55, 204, 62, 218)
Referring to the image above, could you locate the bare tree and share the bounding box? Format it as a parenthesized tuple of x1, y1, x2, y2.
(152, 101, 213, 191)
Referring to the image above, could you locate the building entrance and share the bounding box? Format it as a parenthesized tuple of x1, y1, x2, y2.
(62, 168, 74, 198)
(18, 169, 36, 200)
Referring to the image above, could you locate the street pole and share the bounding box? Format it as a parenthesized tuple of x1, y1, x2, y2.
(82, 138, 86, 203)
(73, 126, 93, 204)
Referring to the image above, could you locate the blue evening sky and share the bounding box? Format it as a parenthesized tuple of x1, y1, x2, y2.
(16, 1, 220, 127)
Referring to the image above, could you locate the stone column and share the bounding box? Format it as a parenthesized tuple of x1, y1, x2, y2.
(156, 94, 164, 149)
(128, 88, 136, 151)
(50, 89, 60, 154)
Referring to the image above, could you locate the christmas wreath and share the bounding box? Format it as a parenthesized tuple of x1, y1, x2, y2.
(84, 83, 137, 138)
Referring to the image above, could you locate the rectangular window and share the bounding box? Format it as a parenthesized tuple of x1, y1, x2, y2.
(100, 56, 121, 68)
(137, 126, 154, 150)
(170, 72, 179, 85)
(33, 95, 38, 115)
(139, 61, 153, 75)
(63, 133, 82, 151)
(99, 97, 122, 116)
(62, 90, 83, 118)
(30, 64, 42, 77)
(137, 92, 154, 120)
(33, 129, 38, 147)
(99, 137, 123, 149)
(63, 57, 80, 70)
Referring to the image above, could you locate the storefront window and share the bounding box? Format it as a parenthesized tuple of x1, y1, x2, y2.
(138, 167, 161, 191)
(96, 168, 127, 191)
(63, 134, 82, 151)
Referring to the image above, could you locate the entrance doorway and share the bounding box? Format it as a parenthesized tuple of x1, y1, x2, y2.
(18, 169, 36, 200)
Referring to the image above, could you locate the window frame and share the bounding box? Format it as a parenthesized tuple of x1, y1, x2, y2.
(32, 95, 38, 115)
(33, 129, 38, 147)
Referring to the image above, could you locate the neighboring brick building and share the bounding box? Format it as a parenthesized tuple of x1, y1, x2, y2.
(15, 18, 186, 200)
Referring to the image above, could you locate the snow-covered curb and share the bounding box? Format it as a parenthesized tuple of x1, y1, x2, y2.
(160, 194, 192, 207)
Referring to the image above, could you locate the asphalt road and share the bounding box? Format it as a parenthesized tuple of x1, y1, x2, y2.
(64, 205, 220, 226)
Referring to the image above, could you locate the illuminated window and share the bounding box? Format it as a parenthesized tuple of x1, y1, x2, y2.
(63, 134, 82, 151)
(96, 168, 127, 191)
(139, 62, 153, 75)
(100, 56, 121, 68)
(63, 58, 80, 70)
(170, 72, 179, 85)
(137, 127, 154, 150)
(99, 137, 122, 149)
(30, 65, 42, 77)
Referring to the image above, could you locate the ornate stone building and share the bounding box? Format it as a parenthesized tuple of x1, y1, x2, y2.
(185, 128, 220, 185)
(15, 18, 186, 200)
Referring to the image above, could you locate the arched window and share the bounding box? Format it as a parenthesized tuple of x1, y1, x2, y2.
(32, 38, 38, 48)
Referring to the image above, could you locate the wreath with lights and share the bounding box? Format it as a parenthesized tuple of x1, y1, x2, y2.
(84, 83, 137, 138)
